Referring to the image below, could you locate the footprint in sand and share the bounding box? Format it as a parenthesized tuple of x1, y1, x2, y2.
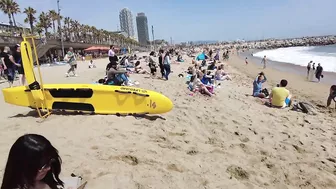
(167, 164, 184, 173)
(226, 165, 249, 180)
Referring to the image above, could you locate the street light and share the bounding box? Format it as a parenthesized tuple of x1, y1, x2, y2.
(57, 0, 65, 57)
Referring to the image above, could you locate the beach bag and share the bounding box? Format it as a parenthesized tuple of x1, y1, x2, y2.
(261, 88, 269, 97)
(64, 54, 69, 62)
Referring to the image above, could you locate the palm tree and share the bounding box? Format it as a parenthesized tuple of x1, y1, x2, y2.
(48, 10, 58, 38)
(38, 11, 51, 38)
(23, 6, 36, 33)
(10, 1, 19, 27)
(63, 17, 71, 40)
(35, 22, 43, 38)
(0, 0, 15, 26)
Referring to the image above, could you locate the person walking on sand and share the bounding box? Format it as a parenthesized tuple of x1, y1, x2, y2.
(163, 52, 171, 80)
(65, 47, 77, 77)
(245, 57, 248, 65)
(108, 45, 115, 63)
(261, 55, 267, 69)
(315, 63, 323, 82)
(307, 61, 312, 79)
(1, 46, 21, 87)
(12, 44, 25, 86)
(158, 49, 165, 78)
(309, 62, 316, 81)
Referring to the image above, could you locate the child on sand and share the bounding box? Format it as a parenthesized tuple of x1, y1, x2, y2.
(245, 57, 248, 65)
(88, 60, 96, 68)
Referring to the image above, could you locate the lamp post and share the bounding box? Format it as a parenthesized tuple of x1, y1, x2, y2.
(57, 0, 65, 57)
(152, 25, 155, 52)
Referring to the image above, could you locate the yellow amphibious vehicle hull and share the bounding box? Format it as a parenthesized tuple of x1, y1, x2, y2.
(3, 85, 173, 114)
(2, 36, 173, 116)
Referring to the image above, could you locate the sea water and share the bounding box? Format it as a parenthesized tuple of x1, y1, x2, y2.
(253, 44, 336, 72)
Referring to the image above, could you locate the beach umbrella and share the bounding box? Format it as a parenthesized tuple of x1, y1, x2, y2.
(84, 46, 100, 51)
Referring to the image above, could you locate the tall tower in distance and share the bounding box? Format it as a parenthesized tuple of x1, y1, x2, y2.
(136, 13, 149, 45)
(119, 8, 135, 39)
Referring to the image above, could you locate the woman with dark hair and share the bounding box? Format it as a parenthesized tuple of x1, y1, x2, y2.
(158, 49, 165, 78)
(148, 51, 157, 77)
(163, 52, 171, 80)
(1, 134, 63, 189)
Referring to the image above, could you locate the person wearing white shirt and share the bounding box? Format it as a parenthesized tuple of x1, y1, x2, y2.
(108, 45, 115, 63)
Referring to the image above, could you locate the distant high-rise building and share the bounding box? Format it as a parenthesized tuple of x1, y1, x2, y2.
(119, 8, 135, 38)
(136, 13, 149, 45)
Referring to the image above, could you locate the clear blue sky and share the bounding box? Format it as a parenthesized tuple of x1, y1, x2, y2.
(1, 0, 335, 42)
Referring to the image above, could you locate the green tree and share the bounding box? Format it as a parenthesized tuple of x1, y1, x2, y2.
(48, 10, 58, 38)
(0, 0, 15, 26)
(23, 6, 37, 33)
(38, 11, 52, 37)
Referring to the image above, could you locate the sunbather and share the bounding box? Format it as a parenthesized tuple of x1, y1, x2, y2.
(1, 134, 63, 189)
(269, 79, 292, 108)
(106, 67, 129, 86)
(253, 72, 267, 98)
(190, 78, 213, 97)
(134, 61, 149, 74)
(215, 64, 232, 81)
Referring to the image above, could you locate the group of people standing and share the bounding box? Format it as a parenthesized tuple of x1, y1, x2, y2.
(149, 49, 171, 80)
(0, 45, 25, 87)
(307, 61, 323, 82)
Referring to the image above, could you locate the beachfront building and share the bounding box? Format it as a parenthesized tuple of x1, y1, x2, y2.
(136, 13, 149, 46)
(119, 8, 135, 39)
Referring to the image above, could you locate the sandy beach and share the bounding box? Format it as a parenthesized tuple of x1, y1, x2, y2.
(0, 52, 336, 189)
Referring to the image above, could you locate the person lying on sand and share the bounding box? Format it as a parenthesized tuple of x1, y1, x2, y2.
(253, 72, 267, 98)
(269, 79, 292, 108)
(134, 61, 149, 74)
(327, 85, 336, 108)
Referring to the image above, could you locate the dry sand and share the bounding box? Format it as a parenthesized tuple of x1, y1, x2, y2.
(0, 52, 336, 189)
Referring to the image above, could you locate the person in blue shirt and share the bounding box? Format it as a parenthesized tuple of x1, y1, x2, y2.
(253, 72, 267, 98)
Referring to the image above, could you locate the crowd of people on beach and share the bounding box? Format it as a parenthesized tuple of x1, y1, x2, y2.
(0, 45, 335, 189)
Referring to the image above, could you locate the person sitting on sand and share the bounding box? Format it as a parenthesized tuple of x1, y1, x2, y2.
(1, 134, 64, 189)
(106, 65, 129, 86)
(88, 59, 96, 68)
(199, 69, 214, 85)
(253, 72, 267, 98)
(190, 77, 213, 97)
(269, 79, 291, 108)
(215, 64, 232, 81)
(148, 51, 157, 77)
(327, 85, 336, 108)
(207, 60, 217, 70)
(134, 61, 149, 74)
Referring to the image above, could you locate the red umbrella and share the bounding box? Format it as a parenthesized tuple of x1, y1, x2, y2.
(84, 46, 100, 51)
